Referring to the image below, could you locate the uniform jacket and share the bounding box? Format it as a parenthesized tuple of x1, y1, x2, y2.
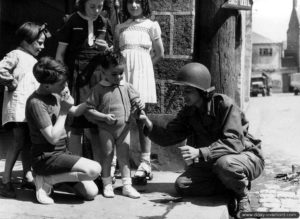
(145, 93, 264, 162)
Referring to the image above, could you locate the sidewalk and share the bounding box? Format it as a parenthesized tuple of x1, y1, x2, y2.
(0, 162, 229, 219)
(0, 131, 230, 219)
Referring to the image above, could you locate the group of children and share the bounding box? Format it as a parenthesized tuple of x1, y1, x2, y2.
(0, 1, 264, 218)
(0, 0, 164, 203)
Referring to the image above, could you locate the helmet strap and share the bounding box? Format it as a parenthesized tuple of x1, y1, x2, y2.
(201, 86, 215, 100)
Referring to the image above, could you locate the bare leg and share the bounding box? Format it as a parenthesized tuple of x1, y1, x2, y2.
(116, 132, 140, 198)
(97, 129, 115, 197)
(134, 120, 152, 182)
(116, 132, 131, 179)
(3, 126, 30, 184)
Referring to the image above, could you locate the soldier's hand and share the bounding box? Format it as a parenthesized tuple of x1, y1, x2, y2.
(179, 145, 200, 161)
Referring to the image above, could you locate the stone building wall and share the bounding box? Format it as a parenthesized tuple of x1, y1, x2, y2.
(148, 0, 195, 114)
(131, 0, 196, 170)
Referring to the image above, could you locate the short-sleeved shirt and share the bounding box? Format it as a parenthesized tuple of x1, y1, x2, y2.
(25, 91, 67, 157)
(56, 12, 113, 61)
(86, 81, 140, 129)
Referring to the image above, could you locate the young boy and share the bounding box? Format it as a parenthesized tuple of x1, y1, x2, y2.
(138, 63, 264, 218)
(25, 57, 101, 204)
(84, 51, 143, 198)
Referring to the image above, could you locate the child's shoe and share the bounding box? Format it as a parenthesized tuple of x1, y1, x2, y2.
(103, 184, 115, 198)
(133, 161, 153, 185)
(122, 185, 140, 199)
(34, 175, 54, 204)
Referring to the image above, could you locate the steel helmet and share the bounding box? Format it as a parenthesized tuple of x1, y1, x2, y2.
(172, 63, 215, 93)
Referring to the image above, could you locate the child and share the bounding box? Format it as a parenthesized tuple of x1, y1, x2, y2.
(55, 0, 113, 156)
(138, 63, 265, 219)
(0, 22, 50, 198)
(25, 57, 101, 204)
(84, 51, 143, 198)
(114, 0, 164, 184)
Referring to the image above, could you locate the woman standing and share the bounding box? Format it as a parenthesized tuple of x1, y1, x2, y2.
(0, 22, 49, 198)
(55, 0, 113, 156)
(114, 0, 164, 184)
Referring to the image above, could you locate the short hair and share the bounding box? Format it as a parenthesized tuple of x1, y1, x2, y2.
(94, 50, 123, 69)
(33, 57, 68, 84)
(15, 22, 49, 45)
(76, 0, 104, 14)
(122, 0, 152, 21)
(76, 0, 89, 13)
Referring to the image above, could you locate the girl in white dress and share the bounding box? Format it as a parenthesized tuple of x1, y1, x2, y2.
(0, 22, 49, 198)
(114, 0, 164, 183)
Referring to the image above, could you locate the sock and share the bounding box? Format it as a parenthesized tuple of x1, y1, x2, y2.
(141, 153, 151, 163)
(102, 176, 112, 186)
(122, 177, 132, 186)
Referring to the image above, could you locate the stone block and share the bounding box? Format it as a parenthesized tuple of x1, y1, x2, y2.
(171, 0, 193, 12)
(155, 58, 190, 80)
(162, 81, 184, 113)
(259, 198, 280, 204)
(151, 0, 172, 12)
(151, 0, 193, 12)
(277, 191, 297, 199)
(259, 193, 276, 199)
(261, 202, 280, 209)
(259, 189, 277, 194)
(280, 199, 300, 208)
(154, 15, 170, 56)
(173, 15, 193, 55)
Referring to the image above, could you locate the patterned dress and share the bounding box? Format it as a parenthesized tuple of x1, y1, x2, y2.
(1, 48, 39, 126)
(116, 19, 162, 104)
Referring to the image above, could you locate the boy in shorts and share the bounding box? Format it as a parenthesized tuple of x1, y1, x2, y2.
(25, 56, 101, 204)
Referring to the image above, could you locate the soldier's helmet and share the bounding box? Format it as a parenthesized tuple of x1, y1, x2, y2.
(172, 62, 215, 94)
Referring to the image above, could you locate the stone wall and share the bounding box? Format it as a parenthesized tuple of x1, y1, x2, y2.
(130, 0, 195, 170)
(148, 0, 195, 114)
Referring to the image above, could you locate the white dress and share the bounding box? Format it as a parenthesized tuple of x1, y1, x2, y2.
(116, 19, 162, 103)
(1, 48, 39, 125)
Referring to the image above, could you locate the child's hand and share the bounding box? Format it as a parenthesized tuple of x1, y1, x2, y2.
(95, 39, 109, 51)
(135, 99, 145, 111)
(60, 87, 74, 114)
(105, 114, 117, 125)
(138, 111, 152, 129)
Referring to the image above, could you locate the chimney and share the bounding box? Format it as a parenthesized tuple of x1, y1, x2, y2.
(294, 0, 298, 8)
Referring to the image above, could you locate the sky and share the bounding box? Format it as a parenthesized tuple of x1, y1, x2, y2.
(252, 0, 293, 42)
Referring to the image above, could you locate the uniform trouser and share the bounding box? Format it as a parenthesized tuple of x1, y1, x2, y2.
(175, 151, 264, 198)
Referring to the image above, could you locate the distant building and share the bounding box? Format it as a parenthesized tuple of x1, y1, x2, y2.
(281, 0, 300, 92)
(252, 0, 300, 94)
(252, 32, 284, 92)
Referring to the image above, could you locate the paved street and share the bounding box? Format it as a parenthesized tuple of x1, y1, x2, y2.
(246, 93, 300, 213)
(1, 92, 300, 218)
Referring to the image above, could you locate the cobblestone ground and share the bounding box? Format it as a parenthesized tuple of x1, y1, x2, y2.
(247, 93, 300, 214)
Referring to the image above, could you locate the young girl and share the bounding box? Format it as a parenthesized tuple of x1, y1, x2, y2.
(114, 0, 164, 183)
(55, 0, 113, 156)
(84, 51, 143, 198)
(25, 57, 101, 204)
(0, 22, 50, 198)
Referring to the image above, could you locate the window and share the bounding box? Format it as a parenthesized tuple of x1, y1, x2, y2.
(259, 48, 272, 56)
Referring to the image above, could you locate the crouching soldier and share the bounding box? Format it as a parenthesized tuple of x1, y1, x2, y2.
(138, 63, 264, 218)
